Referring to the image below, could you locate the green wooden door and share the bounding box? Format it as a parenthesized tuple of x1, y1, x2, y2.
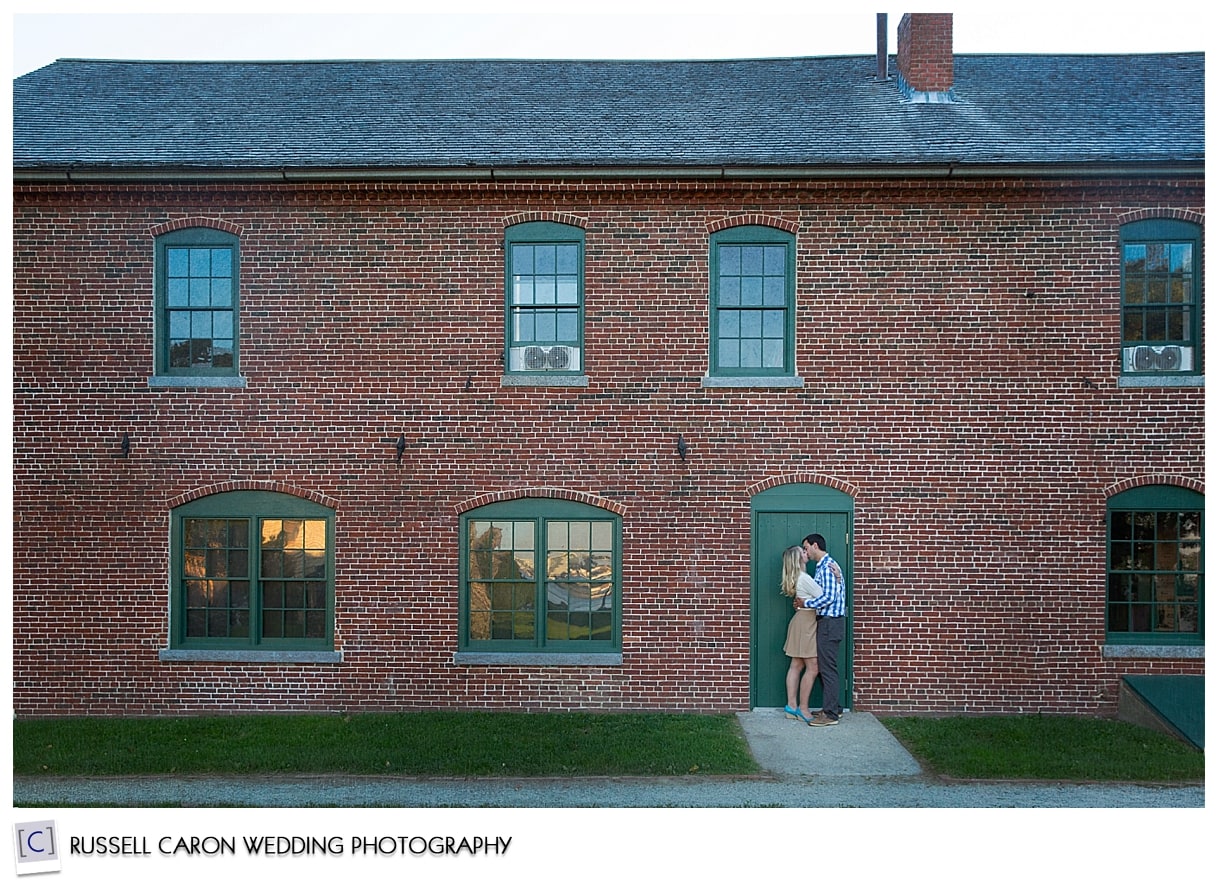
(751, 485, 852, 710)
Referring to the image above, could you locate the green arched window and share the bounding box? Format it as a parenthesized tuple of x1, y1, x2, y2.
(504, 222, 585, 375)
(460, 497, 620, 653)
(155, 227, 240, 377)
(1119, 219, 1202, 380)
(1107, 486, 1203, 645)
(709, 225, 797, 377)
(170, 491, 335, 650)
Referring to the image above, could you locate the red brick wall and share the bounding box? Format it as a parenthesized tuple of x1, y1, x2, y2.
(897, 13, 954, 93)
(11, 175, 1204, 717)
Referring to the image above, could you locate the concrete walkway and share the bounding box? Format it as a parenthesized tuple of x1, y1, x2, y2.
(12, 710, 1204, 808)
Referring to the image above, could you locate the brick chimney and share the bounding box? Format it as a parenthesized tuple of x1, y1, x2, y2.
(896, 13, 954, 97)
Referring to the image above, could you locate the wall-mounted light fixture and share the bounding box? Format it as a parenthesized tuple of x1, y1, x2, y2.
(395, 433, 406, 467)
(120, 432, 131, 458)
(677, 434, 688, 462)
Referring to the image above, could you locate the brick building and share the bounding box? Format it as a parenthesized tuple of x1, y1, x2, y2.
(12, 15, 1203, 717)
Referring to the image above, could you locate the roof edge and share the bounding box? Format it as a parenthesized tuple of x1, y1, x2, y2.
(13, 161, 1205, 185)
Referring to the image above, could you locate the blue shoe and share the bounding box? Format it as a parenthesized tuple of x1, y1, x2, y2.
(784, 705, 800, 719)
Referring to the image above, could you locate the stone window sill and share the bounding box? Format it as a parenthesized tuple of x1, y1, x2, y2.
(1118, 375, 1203, 388)
(1101, 644, 1203, 659)
(454, 652, 622, 666)
(149, 375, 248, 389)
(501, 374, 589, 387)
(159, 649, 342, 663)
(701, 375, 804, 388)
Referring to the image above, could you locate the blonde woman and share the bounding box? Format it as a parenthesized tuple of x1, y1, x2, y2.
(780, 544, 821, 723)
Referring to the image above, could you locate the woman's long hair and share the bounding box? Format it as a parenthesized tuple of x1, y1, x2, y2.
(779, 545, 805, 597)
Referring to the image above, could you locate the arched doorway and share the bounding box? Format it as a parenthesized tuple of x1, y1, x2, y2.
(750, 483, 853, 710)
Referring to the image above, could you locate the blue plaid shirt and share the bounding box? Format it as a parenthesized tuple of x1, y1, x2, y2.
(802, 553, 846, 617)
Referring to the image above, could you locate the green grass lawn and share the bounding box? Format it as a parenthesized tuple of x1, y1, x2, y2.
(13, 712, 1203, 782)
(880, 714, 1204, 782)
(12, 712, 760, 778)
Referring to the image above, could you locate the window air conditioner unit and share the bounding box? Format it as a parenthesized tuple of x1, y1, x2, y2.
(1124, 345, 1191, 372)
(509, 345, 581, 372)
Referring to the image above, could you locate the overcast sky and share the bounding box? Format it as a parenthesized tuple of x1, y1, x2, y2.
(10, 3, 1210, 78)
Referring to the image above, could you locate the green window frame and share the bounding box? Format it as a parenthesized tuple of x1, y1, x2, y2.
(504, 222, 585, 374)
(155, 227, 240, 377)
(170, 491, 335, 650)
(460, 498, 620, 652)
(709, 225, 797, 377)
(1107, 486, 1203, 646)
(1120, 219, 1202, 377)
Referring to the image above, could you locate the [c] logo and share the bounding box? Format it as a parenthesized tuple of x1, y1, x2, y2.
(12, 820, 61, 876)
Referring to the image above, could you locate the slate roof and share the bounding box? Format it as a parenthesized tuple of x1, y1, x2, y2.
(12, 54, 1205, 177)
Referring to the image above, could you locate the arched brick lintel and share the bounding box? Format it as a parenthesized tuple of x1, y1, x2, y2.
(166, 481, 339, 510)
(1115, 208, 1204, 227)
(455, 486, 628, 516)
(503, 211, 589, 229)
(1103, 475, 1204, 498)
(707, 214, 799, 234)
(149, 216, 243, 238)
(746, 473, 861, 498)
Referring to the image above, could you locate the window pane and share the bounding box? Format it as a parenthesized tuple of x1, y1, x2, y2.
(556, 245, 578, 273)
(763, 275, 786, 306)
(189, 248, 211, 276)
(719, 245, 740, 275)
(1170, 243, 1192, 273)
(535, 310, 557, 340)
(211, 278, 232, 306)
(720, 310, 740, 338)
(512, 310, 535, 341)
(513, 277, 534, 305)
(535, 277, 556, 304)
(168, 278, 190, 307)
(740, 246, 763, 275)
(1124, 278, 1146, 305)
(169, 311, 191, 338)
(1123, 244, 1146, 272)
(763, 245, 786, 275)
(741, 277, 763, 306)
(763, 309, 785, 337)
(556, 276, 578, 304)
(168, 247, 190, 276)
(568, 521, 591, 549)
(719, 277, 741, 307)
(556, 312, 578, 340)
(1145, 243, 1167, 271)
(1123, 311, 1144, 340)
(189, 278, 211, 307)
(512, 245, 534, 274)
(211, 248, 232, 275)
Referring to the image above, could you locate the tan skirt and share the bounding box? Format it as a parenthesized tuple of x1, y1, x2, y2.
(783, 608, 819, 659)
